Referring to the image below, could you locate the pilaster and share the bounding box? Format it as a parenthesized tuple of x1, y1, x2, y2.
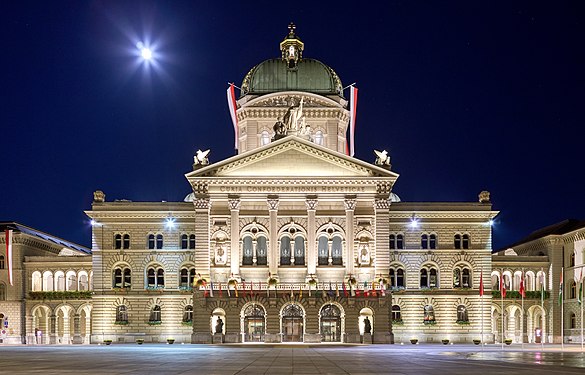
(267, 195, 280, 276)
(306, 196, 318, 275)
(228, 196, 241, 277)
(194, 197, 212, 278)
(344, 196, 356, 275)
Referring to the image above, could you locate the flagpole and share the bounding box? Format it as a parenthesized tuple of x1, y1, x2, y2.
(561, 266, 564, 350)
(501, 269, 505, 350)
(521, 268, 524, 351)
(581, 269, 584, 352)
(480, 269, 484, 351)
(541, 267, 544, 350)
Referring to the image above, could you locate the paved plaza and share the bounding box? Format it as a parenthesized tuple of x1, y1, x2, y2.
(0, 344, 584, 374)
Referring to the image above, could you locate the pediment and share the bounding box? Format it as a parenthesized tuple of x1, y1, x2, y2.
(186, 136, 398, 179)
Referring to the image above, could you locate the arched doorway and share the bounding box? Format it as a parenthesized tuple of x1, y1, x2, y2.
(211, 308, 226, 335)
(320, 304, 342, 342)
(242, 303, 265, 342)
(281, 304, 304, 342)
(359, 307, 374, 336)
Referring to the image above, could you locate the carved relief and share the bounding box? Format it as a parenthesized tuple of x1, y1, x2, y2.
(267, 196, 280, 211)
(374, 198, 390, 210)
(305, 196, 318, 211)
(227, 198, 241, 211)
(344, 197, 357, 211)
(194, 198, 212, 210)
(214, 246, 227, 266)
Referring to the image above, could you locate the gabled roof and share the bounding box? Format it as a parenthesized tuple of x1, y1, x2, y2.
(185, 135, 399, 180)
(500, 219, 585, 251)
(0, 222, 91, 255)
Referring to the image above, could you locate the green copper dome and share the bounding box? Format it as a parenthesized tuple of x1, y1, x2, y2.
(240, 58, 343, 98)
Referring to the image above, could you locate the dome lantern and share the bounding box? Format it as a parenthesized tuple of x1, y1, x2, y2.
(280, 23, 304, 69)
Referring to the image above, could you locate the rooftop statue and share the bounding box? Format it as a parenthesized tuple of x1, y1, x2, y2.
(374, 149, 391, 166)
(193, 149, 210, 169)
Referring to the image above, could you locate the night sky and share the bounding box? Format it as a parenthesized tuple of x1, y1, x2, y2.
(1, 1, 584, 251)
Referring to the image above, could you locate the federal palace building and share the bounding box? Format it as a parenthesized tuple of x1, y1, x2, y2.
(1, 26, 583, 346)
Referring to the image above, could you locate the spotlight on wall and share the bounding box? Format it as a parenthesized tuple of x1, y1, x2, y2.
(488, 219, 494, 226)
(165, 216, 176, 230)
(90, 219, 97, 226)
(410, 215, 419, 228)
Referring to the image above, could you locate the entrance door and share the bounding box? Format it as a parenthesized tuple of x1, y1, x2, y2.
(282, 304, 304, 342)
(320, 304, 341, 342)
(283, 317, 303, 342)
(243, 304, 265, 342)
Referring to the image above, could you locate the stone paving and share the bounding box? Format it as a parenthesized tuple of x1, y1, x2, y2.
(0, 343, 584, 374)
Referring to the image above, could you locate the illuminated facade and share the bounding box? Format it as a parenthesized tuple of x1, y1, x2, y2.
(11, 26, 584, 346)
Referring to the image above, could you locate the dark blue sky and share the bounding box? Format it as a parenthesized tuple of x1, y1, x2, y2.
(1, 1, 584, 250)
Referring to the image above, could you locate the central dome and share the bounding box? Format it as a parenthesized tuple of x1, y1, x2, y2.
(240, 58, 343, 98)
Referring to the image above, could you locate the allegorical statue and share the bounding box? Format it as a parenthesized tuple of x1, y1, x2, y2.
(215, 317, 224, 334)
(283, 98, 304, 132)
(364, 316, 372, 334)
(374, 149, 391, 166)
(193, 149, 210, 169)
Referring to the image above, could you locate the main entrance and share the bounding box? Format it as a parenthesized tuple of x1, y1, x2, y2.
(320, 304, 342, 342)
(243, 304, 265, 342)
(282, 304, 304, 342)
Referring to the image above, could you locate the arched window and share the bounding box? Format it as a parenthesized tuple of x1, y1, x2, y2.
(242, 236, 253, 265)
(54, 271, 65, 291)
(260, 130, 271, 146)
(421, 234, 428, 249)
(397, 234, 404, 249)
(331, 236, 343, 265)
(570, 313, 577, 329)
(79, 272, 89, 291)
(314, 130, 324, 145)
(424, 305, 435, 323)
(180, 267, 196, 289)
(183, 305, 193, 323)
(116, 305, 128, 323)
(0, 255, 5, 269)
(43, 271, 54, 291)
(457, 305, 469, 323)
(389, 266, 405, 288)
(570, 252, 575, 267)
(462, 234, 470, 249)
(114, 234, 122, 249)
(420, 269, 428, 288)
(256, 236, 267, 266)
(420, 266, 438, 288)
(112, 266, 131, 289)
(429, 234, 437, 249)
(570, 281, 577, 299)
(391, 305, 401, 322)
(66, 271, 77, 291)
(280, 237, 291, 266)
(0, 283, 5, 301)
(318, 236, 329, 265)
(390, 234, 404, 250)
(123, 234, 130, 249)
(454, 234, 461, 249)
(148, 234, 155, 249)
(146, 266, 165, 289)
(32, 271, 42, 291)
(453, 266, 472, 288)
(294, 237, 305, 266)
(181, 234, 188, 249)
(156, 234, 163, 249)
(150, 305, 161, 323)
(189, 234, 196, 249)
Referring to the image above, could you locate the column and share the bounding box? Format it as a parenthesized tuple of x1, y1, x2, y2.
(306, 196, 318, 276)
(49, 315, 57, 344)
(194, 196, 212, 278)
(267, 195, 279, 276)
(62, 314, 70, 344)
(72, 314, 82, 344)
(228, 196, 241, 278)
(344, 196, 356, 275)
(374, 196, 391, 276)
